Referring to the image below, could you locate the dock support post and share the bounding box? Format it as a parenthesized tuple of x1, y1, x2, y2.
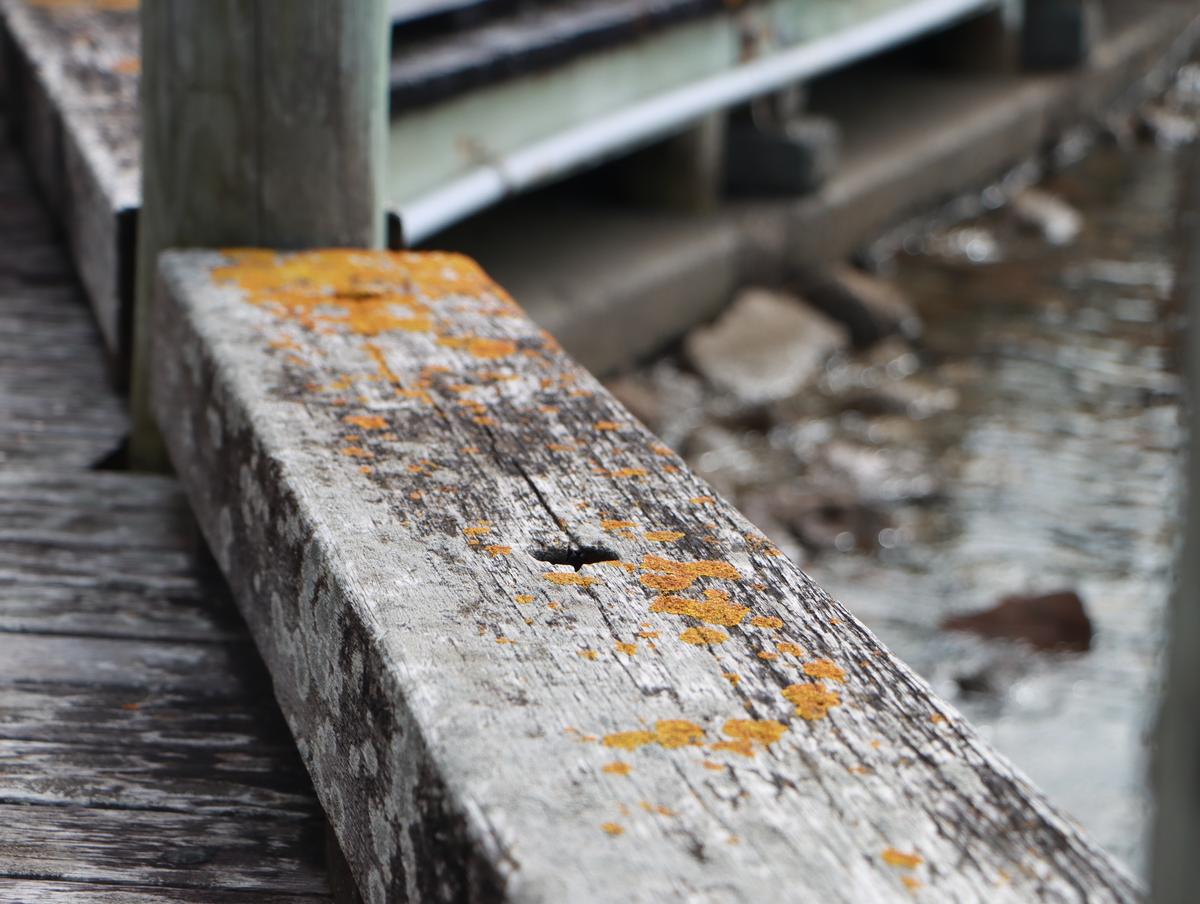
(129, 0, 390, 469)
(1152, 131, 1200, 904)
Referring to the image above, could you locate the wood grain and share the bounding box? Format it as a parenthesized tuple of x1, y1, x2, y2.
(154, 248, 1142, 903)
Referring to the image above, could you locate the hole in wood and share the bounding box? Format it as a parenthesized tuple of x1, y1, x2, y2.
(532, 545, 619, 571)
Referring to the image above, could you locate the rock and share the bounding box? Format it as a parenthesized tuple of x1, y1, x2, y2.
(924, 227, 1002, 264)
(803, 265, 922, 346)
(941, 590, 1093, 652)
(1138, 106, 1199, 150)
(685, 288, 848, 405)
(725, 116, 840, 196)
(1011, 189, 1083, 246)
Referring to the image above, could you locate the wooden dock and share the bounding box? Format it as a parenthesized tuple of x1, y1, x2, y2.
(0, 117, 335, 902)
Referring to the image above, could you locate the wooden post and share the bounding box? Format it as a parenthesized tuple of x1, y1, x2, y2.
(129, 0, 389, 469)
(1152, 136, 1200, 904)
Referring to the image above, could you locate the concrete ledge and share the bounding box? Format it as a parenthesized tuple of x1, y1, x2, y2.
(154, 248, 1139, 903)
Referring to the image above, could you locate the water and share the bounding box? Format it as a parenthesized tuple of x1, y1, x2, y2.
(624, 103, 1190, 875)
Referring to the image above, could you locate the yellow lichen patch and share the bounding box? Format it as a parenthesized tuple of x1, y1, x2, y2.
(601, 519, 637, 531)
(654, 720, 705, 748)
(597, 560, 636, 572)
(603, 730, 656, 751)
(644, 530, 685, 543)
(723, 719, 787, 748)
(547, 442, 576, 452)
(462, 522, 491, 537)
(642, 555, 742, 582)
(680, 627, 729, 646)
(602, 761, 632, 776)
(802, 659, 847, 682)
(611, 468, 648, 479)
(636, 630, 659, 639)
(578, 649, 600, 661)
(340, 445, 372, 459)
(595, 421, 621, 431)
(711, 738, 756, 758)
(543, 572, 599, 587)
(882, 848, 924, 870)
(902, 876, 923, 892)
(615, 642, 638, 656)
(757, 651, 778, 661)
(777, 642, 805, 657)
(650, 444, 674, 457)
(690, 496, 716, 505)
(930, 712, 947, 725)
(721, 672, 741, 685)
(494, 637, 516, 645)
(601, 822, 625, 836)
(484, 545, 511, 557)
(649, 589, 748, 626)
(515, 594, 534, 604)
(343, 414, 387, 430)
(782, 683, 841, 721)
(639, 572, 694, 592)
(437, 336, 518, 360)
(751, 615, 784, 630)
(702, 760, 725, 771)
(639, 802, 676, 817)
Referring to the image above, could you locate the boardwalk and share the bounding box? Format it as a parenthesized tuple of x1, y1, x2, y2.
(0, 117, 334, 901)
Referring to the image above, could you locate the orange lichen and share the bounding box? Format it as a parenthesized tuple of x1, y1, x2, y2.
(702, 760, 725, 771)
(601, 519, 637, 531)
(597, 560, 636, 572)
(653, 720, 705, 748)
(639, 802, 676, 817)
(544, 572, 599, 587)
(882, 849, 924, 870)
(650, 444, 674, 457)
(751, 616, 784, 630)
(711, 738, 756, 757)
(636, 630, 659, 639)
(644, 530, 685, 543)
(802, 659, 847, 682)
(777, 642, 805, 657)
(515, 594, 534, 604)
(639, 572, 694, 592)
(680, 626, 728, 645)
(340, 445, 372, 459)
(343, 414, 387, 430)
(902, 876, 923, 891)
(602, 762, 632, 776)
(615, 642, 638, 656)
(642, 555, 742, 582)
(495, 637, 516, 645)
(782, 683, 841, 720)
(484, 545, 511, 557)
(578, 649, 600, 661)
(930, 713, 947, 725)
(603, 730, 656, 751)
(722, 719, 787, 747)
(721, 672, 741, 685)
(595, 421, 621, 431)
(463, 522, 491, 537)
(601, 822, 625, 836)
(757, 651, 779, 661)
(650, 589, 748, 626)
(437, 335, 517, 360)
(611, 468, 648, 479)
(690, 496, 716, 505)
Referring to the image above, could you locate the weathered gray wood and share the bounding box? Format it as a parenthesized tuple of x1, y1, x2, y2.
(130, 0, 389, 467)
(0, 881, 328, 904)
(1151, 130, 1200, 903)
(155, 248, 1141, 904)
(0, 0, 140, 360)
(0, 803, 329, 894)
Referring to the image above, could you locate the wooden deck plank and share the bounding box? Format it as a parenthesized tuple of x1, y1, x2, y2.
(0, 881, 330, 903)
(0, 803, 330, 895)
(153, 248, 1141, 903)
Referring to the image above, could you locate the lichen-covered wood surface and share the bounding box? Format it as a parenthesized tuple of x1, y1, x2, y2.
(154, 249, 1141, 903)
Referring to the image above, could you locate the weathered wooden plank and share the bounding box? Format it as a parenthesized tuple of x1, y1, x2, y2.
(0, 738, 319, 816)
(0, 0, 139, 358)
(154, 248, 1140, 903)
(0, 803, 330, 895)
(0, 633, 249, 694)
(0, 471, 243, 641)
(0, 880, 328, 904)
